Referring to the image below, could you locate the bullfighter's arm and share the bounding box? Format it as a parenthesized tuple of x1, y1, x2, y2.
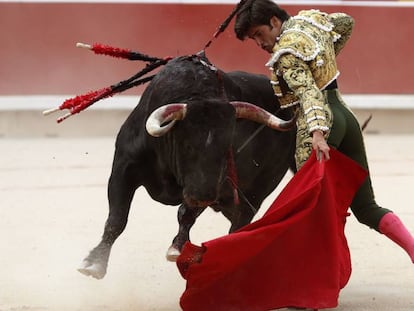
(278, 54, 329, 134)
(328, 12, 355, 55)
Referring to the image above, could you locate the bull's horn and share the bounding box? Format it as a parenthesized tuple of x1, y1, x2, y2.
(146, 103, 187, 137)
(230, 101, 296, 131)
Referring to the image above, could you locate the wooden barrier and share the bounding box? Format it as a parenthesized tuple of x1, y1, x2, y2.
(1, 1, 413, 95)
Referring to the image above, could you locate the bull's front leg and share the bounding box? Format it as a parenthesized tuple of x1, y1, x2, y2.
(167, 203, 205, 262)
(228, 201, 257, 233)
(78, 162, 136, 279)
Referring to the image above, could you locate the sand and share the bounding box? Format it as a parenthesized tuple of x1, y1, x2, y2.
(1, 134, 413, 311)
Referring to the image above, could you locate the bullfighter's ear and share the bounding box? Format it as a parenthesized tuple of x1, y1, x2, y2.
(146, 103, 187, 137)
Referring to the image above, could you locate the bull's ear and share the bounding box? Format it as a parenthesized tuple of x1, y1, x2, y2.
(230, 101, 296, 131)
(146, 103, 187, 137)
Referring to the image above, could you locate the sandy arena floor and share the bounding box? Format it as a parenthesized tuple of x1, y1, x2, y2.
(1, 134, 413, 311)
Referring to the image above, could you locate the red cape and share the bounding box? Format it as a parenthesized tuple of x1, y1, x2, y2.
(177, 149, 367, 311)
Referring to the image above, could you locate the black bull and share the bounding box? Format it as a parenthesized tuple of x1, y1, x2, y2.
(78, 55, 297, 279)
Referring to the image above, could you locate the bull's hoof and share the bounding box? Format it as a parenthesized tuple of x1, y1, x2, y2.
(77, 260, 106, 280)
(166, 245, 181, 262)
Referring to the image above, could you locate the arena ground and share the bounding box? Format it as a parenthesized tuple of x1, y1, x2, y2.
(2, 1, 413, 309)
(1, 130, 413, 310)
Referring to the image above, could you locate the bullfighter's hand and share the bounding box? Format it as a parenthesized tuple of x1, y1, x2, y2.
(312, 130, 330, 162)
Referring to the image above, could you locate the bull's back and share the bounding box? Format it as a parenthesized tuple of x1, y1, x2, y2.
(226, 71, 277, 112)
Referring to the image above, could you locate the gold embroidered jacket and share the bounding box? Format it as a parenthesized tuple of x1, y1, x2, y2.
(266, 9, 354, 134)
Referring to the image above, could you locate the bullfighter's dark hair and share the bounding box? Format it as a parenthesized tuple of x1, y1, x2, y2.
(234, 0, 290, 40)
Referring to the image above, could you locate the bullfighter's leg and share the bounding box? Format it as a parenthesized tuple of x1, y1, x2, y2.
(78, 160, 137, 279)
(167, 203, 205, 262)
(327, 89, 414, 263)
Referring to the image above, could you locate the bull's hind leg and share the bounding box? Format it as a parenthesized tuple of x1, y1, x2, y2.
(78, 159, 137, 279)
(167, 203, 205, 261)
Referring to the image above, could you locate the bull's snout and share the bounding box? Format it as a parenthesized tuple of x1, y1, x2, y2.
(182, 168, 225, 208)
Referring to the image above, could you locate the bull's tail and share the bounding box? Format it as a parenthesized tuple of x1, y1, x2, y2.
(361, 114, 373, 132)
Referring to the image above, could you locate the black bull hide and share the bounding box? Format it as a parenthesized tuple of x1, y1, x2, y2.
(78, 55, 296, 279)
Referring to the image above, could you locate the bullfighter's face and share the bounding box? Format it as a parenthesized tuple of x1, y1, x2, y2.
(246, 16, 282, 53)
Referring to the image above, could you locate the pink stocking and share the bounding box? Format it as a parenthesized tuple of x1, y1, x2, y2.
(379, 212, 414, 263)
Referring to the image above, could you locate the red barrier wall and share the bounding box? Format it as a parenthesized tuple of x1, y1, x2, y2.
(1, 2, 413, 95)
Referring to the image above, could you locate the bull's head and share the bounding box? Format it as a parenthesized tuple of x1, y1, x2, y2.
(146, 101, 295, 137)
(145, 101, 295, 207)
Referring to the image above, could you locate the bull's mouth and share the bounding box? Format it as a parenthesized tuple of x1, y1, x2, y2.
(183, 193, 217, 208)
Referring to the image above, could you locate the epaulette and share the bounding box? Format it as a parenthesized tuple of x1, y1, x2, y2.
(266, 30, 319, 67)
(266, 10, 340, 68)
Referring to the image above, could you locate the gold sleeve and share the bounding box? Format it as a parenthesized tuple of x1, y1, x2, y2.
(278, 54, 329, 133)
(328, 13, 354, 55)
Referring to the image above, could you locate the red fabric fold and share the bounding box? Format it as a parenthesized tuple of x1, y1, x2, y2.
(177, 149, 367, 311)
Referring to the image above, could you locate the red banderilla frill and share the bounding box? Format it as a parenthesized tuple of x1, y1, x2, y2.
(42, 42, 171, 123)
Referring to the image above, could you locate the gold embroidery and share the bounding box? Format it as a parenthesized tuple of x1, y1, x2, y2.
(295, 92, 333, 170)
(267, 10, 343, 109)
(264, 10, 354, 169)
(328, 12, 354, 55)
